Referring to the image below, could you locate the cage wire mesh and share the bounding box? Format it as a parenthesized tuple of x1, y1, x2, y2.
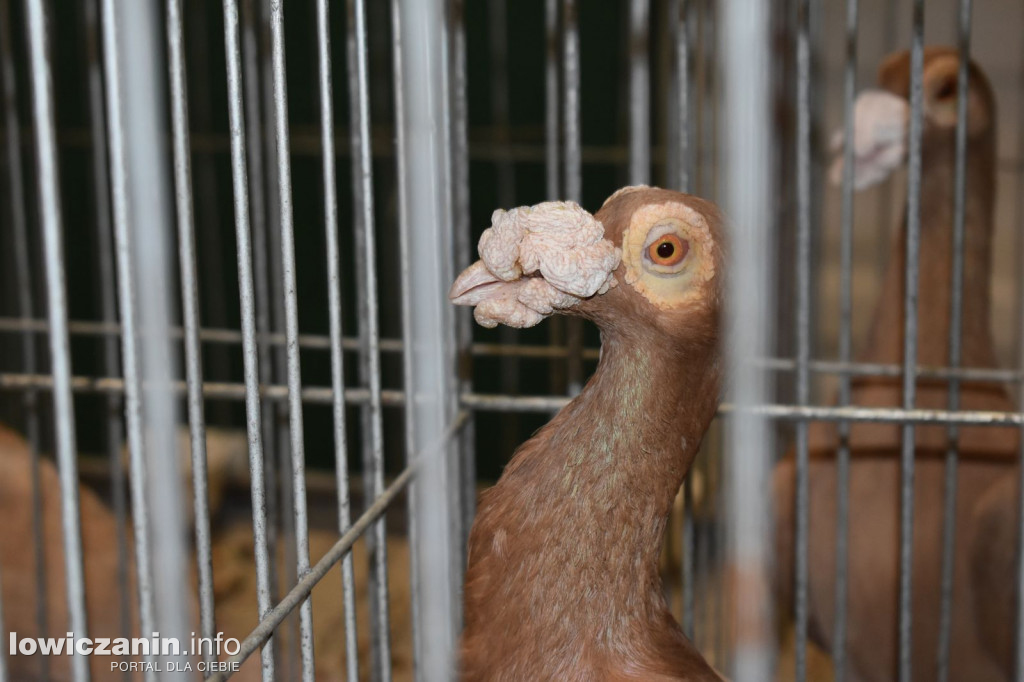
(1, 0, 1024, 681)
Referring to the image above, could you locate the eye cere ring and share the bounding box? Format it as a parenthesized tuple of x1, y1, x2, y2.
(646, 234, 689, 267)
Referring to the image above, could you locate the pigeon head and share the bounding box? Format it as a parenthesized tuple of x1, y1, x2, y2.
(828, 46, 996, 191)
(449, 186, 725, 345)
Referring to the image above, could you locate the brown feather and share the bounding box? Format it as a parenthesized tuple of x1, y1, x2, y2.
(773, 48, 1015, 682)
(460, 188, 725, 681)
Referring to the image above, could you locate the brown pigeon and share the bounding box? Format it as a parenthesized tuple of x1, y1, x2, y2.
(773, 48, 1015, 682)
(451, 186, 727, 681)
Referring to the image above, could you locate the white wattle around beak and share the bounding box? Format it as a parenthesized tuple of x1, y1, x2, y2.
(447, 200, 621, 329)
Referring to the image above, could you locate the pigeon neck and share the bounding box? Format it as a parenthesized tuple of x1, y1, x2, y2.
(863, 131, 997, 369)
(501, 328, 721, 634)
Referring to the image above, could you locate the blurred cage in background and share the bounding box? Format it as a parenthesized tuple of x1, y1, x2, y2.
(0, 0, 1023, 681)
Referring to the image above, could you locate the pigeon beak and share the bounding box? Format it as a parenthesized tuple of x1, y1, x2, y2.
(449, 260, 506, 306)
(828, 89, 909, 191)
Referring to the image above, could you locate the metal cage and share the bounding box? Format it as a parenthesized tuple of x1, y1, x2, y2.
(0, 0, 1023, 681)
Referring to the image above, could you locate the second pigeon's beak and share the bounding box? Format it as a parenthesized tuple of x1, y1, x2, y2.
(828, 89, 909, 191)
(449, 261, 504, 306)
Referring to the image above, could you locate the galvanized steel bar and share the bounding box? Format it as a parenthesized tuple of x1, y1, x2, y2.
(721, 0, 775, 677)
(543, 0, 564, 413)
(449, 0, 477, 559)
(80, 0, 132, 653)
(1, 1, 50, 673)
(347, 0, 394, 677)
(13, 315, 1024, 382)
(393, 0, 424, 671)
(24, 0, 91, 679)
(936, 3, 972, 680)
(114, 1, 193, 670)
(391, 0, 423, 667)
(545, 0, 559, 200)
(674, 0, 692, 193)
(0, 372, 408, 406)
(562, 0, 584, 395)
(899, 4, 925, 680)
(5, 368, 1024, 430)
(672, 0, 696, 638)
(0, 8, 36, 677)
(258, 1, 296, 664)
(222, 1, 277, 676)
(340, 2, 382, 673)
(395, 0, 462, 676)
(628, 0, 650, 185)
(239, 0, 282, 631)
(166, 0, 217, 665)
(487, 0, 523, 527)
(210, 462, 413, 682)
(832, 0, 858, 678)
(266, 3, 317, 679)
(99, 0, 160, 673)
(208, 412, 468, 682)
(314, 1, 360, 679)
(793, 0, 812, 678)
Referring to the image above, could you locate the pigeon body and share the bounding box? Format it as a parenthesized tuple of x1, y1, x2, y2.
(773, 48, 1015, 682)
(452, 187, 726, 681)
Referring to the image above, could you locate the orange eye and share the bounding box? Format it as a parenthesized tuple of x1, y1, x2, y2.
(646, 234, 688, 267)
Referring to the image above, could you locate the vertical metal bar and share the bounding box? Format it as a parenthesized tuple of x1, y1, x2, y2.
(793, 0, 812, 679)
(81, 0, 132, 653)
(166, 0, 217, 665)
(222, 1, 276, 677)
(448, 0, 477, 540)
(314, 1, 360, 680)
(936, 3, 972, 680)
(266, 3, 317, 679)
(832, 0, 858, 679)
(673, 0, 691, 193)
(0, 3, 50, 676)
(0, 3, 40, 678)
(488, 0, 514, 208)
(899, 4, 926, 681)
(544, 0, 567, 396)
(348, 0, 393, 678)
(184, 0, 232, 433)
(487, 0, 522, 470)
(258, 2, 296, 666)
(341, 1, 381, 670)
(545, 0, 559, 201)
(672, 0, 696, 640)
(721, 0, 775, 677)
(105, 0, 192, 674)
(24, 1, 91, 680)
(874, 0, 900, 280)
(238, 3, 282, 657)
(394, 0, 460, 678)
(562, 0, 584, 395)
(665, 0, 679, 190)
(628, 0, 650, 185)
(391, 2, 424, 674)
(116, 1, 192, 668)
(99, 1, 158, 673)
